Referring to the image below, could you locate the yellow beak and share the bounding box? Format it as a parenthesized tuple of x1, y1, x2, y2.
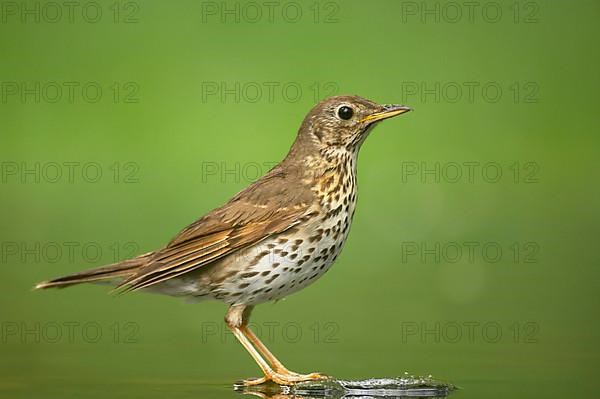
(360, 104, 413, 123)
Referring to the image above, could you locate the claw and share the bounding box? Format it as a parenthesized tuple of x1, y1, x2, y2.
(244, 371, 328, 386)
(242, 376, 269, 386)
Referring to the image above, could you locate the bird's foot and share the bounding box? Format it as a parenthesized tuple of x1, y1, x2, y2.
(243, 370, 328, 386)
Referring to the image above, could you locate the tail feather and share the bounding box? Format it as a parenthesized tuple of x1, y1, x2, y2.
(35, 252, 154, 290)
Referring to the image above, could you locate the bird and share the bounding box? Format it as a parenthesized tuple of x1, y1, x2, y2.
(35, 95, 412, 386)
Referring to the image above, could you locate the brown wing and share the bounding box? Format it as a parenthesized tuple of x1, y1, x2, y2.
(116, 167, 314, 292)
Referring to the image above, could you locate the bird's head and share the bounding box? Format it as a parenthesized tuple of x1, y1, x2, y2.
(296, 95, 412, 152)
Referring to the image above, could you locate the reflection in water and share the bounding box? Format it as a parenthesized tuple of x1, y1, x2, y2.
(235, 375, 455, 398)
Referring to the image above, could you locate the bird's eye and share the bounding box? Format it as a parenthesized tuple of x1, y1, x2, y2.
(337, 106, 354, 120)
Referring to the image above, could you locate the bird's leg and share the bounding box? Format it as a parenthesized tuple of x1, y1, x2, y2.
(225, 305, 328, 386)
(241, 325, 327, 381)
(226, 305, 274, 386)
(240, 325, 290, 373)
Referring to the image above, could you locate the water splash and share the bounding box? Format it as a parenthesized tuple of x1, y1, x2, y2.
(235, 373, 456, 398)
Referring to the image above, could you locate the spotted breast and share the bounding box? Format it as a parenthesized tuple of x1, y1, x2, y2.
(171, 149, 359, 306)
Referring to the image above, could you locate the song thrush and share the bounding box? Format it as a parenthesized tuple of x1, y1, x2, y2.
(35, 95, 412, 385)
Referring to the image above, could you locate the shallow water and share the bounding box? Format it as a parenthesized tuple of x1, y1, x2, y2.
(1, 333, 595, 399)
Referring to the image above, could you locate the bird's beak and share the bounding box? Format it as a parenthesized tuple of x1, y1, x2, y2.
(360, 104, 413, 124)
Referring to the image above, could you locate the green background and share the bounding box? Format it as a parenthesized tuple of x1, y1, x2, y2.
(1, 0, 598, 398)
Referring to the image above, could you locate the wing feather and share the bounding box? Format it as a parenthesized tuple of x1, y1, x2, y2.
(115, 167, 313, 293)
